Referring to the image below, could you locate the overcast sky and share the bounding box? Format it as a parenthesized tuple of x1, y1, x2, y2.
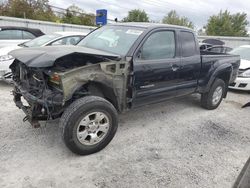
(52, 0, 250, 29)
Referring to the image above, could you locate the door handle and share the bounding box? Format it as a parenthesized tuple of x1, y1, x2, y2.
(172, 64, 180, 72)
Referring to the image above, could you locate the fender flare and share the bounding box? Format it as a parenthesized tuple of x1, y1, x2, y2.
(204, 63, 233, 93)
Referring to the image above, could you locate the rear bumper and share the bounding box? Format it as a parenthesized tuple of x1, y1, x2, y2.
(229, 77, 250, 91)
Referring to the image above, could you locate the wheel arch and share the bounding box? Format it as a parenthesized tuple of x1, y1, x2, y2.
(70, 81, 120, 112)
(87, 81, 120, 111)
(204, 64, 233, 96)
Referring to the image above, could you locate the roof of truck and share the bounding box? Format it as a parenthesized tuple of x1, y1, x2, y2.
(109, 22, 193, 31)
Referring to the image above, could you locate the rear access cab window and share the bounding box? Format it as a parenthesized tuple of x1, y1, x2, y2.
(180, 31, 197, 57)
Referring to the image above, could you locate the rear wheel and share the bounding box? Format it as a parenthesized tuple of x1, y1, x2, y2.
(60, 96, 118, 155)
(201, 78, 226, 110)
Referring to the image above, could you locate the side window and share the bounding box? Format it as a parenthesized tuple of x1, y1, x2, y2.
(50, 36, 82, 46)
(139, 31, 175, 60)
(50, 37, 67, 46)
(0, 30, 23, 40)
(67, 36, 82, 45)
(209, 47, 221, 53)
(22, 31, 36, 39)
(180, 31, 197, 57)
(0, 30, 10, 39)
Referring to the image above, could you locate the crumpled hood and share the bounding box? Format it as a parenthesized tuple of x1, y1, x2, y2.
(9, 45, 120, 68)
(240, 59, 250, 69)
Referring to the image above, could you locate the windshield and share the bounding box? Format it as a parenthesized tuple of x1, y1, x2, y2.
(23, 34, 61, 47)
(230, 47, 250, 61)
(78, 26, 145, 56)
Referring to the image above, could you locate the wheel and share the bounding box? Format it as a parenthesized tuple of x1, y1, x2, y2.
(60, 96, 118, 155)
(201, 78, 226, 110)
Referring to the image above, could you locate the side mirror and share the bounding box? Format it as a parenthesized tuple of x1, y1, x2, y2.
(137, 49, 142, 59)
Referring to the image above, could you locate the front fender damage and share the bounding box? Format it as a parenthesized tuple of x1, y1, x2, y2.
(59, 61, 130, 111)
(10, 46, 129, 126)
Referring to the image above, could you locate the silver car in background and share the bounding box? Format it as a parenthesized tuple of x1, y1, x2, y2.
(229, 45, 250, 91)
(0, 31, 89, 81)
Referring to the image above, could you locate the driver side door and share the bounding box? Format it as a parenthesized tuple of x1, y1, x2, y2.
(132, 29, 181, 107)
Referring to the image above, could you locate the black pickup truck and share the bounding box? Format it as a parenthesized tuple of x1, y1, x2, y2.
(9, 23, 240, 155)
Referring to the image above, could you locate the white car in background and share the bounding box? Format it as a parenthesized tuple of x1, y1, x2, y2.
(0, 31, 89, 81)
(229, 45, 250, 91)
(0, 26, 44, 48)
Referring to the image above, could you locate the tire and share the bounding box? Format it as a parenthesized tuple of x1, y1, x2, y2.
(60, 96, 118, 155)
(201, 78, 226, 110)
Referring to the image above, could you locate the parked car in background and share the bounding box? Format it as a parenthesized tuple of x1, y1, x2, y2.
(0, 31, 88, 81)
(199, 42, 213, 51)
(202, 38, 225, 46)
(0, 26, 44, 48)
(229, 45, 250, 91)
(200, 38, 232, 54)
(205, 45, 232, 53)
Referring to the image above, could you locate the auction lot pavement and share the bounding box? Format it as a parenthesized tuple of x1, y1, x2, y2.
(0, 82, 249, 188)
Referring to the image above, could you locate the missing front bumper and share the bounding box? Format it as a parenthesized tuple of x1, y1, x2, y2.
(13, 84, 64, 126)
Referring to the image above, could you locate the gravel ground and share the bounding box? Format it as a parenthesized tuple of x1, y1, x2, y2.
(0, 82, 249, 188)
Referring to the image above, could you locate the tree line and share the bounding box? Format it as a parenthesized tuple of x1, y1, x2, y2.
(0, 0, 96, 26)
(0, 0, 249, 36)
(123, 9, 249, 37)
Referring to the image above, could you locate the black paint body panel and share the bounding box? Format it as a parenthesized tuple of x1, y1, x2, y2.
(130, 26, 240, 107)
(9, 23, 240, 110)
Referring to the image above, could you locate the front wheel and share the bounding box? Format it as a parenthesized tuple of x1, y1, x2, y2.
(201, 78, 226, 110)
(60, 96, 118, 155)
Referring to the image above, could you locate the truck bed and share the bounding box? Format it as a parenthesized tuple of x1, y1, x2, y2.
(198, 51, 240, 92)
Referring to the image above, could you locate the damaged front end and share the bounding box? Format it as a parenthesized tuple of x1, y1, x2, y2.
(11, 60, 64, 127)
(9, 46, 125, 127)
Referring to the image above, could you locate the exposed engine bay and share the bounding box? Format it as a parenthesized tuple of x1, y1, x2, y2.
(9, 46, 128, 127)
(11, 60, 64, 127)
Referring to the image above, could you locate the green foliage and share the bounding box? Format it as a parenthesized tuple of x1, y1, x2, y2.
(162, 10, 194, 29)
(122, 9, 149, 22)
(0, 0, 57, 21)
(0, 0, 95, 26)
(61, 5, 95, 26)
(206, 10, 249, 37)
